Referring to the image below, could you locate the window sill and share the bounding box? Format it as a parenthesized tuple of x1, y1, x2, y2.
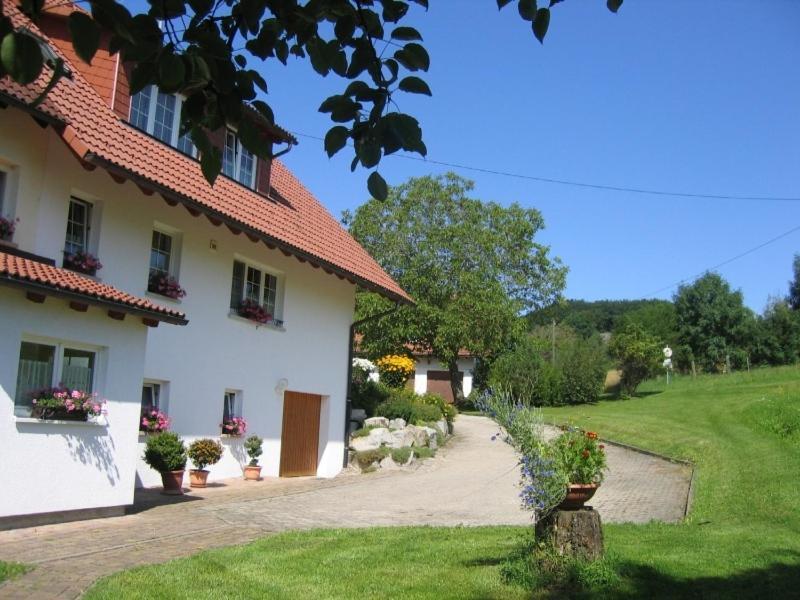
(0, 239, 18, 249)
(220, 433, 245, 439)
(15, 416, 108, 427)
(145, 291, 183, 304)
(227, 311, 285, 331)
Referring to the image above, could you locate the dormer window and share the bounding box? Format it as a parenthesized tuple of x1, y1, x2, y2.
(129, 85, 195, 156)
(223, 130, 256, 188)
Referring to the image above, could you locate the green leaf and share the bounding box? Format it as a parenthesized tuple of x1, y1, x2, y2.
(199, 146, 222, 185)
(390, 26, 422, 41)
(394, 43, 429, 72)
(334, 14, 356, 41)
(158, 52, 186, 93)
(398, 76, 432, 96)
(496, 0, 513, 8)
(129, 61, 155, 95)
(533, 8, 550, 44)
(356, 135, 381, 168)
(518, 0, 537, 21)
(324, 126, 349, 158)
(251, 100, 275, 124)
(1, 31, 44, 85)
(68, 12, 101, 65)
(607, 0, 623, 13)
(367, 171, 388, 201)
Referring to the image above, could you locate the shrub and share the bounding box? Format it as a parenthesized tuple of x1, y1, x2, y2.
(609, 324, 662, 396)
(558, 337, 606, 405)
(354, 447, 390, 469)
(376, 354, 415, 388)
(143, 432, 187, 472)
(187, 438, 224, 471)
(244, 435, 263, 466)
(350, 379, 390, 417)
(391, 447, 412, 464)
(411, 402, 442, 424)
(413, 447, 436, 459)
(418, 393, 458, 424)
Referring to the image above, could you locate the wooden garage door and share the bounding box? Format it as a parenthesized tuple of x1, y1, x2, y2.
(279, 391, 322, 477)
(426, 370, 462, 404)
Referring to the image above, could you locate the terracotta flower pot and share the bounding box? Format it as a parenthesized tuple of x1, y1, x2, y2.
(243, 465, 262, 481)
(189, 469, 210, 488)
(160, 470, 185, 495)
(558, 483, 599, 510)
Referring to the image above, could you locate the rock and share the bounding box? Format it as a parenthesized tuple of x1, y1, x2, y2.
(388, 418, 407, 430)
(364, 416, 389, 428)
(379, 456, 399, 470)
(405, 425, 427, 447)
(403, 452, 415, 466)
(434, 419, 448, 437)
(350, 427, 391, 451)
(387, 428, 415, 448)
(421, 426, 438, 449)
(534, 508, 604, 561)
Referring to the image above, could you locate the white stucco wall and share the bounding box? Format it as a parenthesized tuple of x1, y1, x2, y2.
(0, 108, 357, 512)
(0, 288, 147, 518)
(412, 357, 475, 398)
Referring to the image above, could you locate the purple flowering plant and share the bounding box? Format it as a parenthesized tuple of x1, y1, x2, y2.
(63, 251, 103, 275)
(0, 215, 18, 240)
(148, 272, 187, 299)
(237, 299, 271, 324)
(221, 416, 247, 436)
(31, 387, 107, 421)
(141, 409, 171, 433)
(477, 389, 567, 517)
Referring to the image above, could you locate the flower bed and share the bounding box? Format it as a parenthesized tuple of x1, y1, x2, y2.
(63, 251, 103, 276)
(30, 387, 106, 421)
(147, 272, 187, 299)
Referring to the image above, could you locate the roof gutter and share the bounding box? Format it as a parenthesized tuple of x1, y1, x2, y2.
(0, 274, 188, 326)
(343, 303, 402, 468)
(82, 153, 413, 307)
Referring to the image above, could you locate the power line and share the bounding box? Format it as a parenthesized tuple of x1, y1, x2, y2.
(290, 130, 800, 203)
(642, 223, 800, 298)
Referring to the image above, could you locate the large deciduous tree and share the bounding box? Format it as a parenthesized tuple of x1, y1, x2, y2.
(0, 0, 621, 196)
(787, 254, 800, 311)
(345, 172, 567, 403)
(673, 273, 756, 373)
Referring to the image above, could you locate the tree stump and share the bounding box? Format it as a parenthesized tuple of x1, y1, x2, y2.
(535, 508, 604, 561)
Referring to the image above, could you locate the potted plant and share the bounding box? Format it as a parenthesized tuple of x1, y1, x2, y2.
(187, 438, 224, 488)
(148, 272, 187, 299)
(143, 432, 187, 495)
(243, 435, 263, 480)
(0, 215, 18, 242)
(552, 429, 607, 509)
(221, 416, 247, 437)
(30, 387, 106, 421)
(140, 408, 170, 433)
(237, 299, 271, 324)
(63, 250, 103, 276)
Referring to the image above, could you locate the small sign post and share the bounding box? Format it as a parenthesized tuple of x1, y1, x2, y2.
(663, 346, 673, 385)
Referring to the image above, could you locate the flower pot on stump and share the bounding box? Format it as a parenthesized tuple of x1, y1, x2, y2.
(558, 483, 599, 510)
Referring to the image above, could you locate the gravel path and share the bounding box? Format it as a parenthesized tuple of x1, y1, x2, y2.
(0, 415, 691, 599)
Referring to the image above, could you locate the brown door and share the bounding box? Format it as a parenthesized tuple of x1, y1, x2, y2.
(279, 391, 322, 477)
(426, 370, 461, 404)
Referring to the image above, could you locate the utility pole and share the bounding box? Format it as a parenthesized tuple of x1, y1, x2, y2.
(551, 319, 556, 366)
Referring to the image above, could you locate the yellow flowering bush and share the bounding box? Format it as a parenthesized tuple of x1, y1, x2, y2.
(376, 354, 415, 388)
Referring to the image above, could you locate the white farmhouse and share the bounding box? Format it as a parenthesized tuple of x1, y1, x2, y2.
(0, 0, 409, 527)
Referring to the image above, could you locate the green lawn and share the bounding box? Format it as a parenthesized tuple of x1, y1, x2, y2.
(0, 561, 28, 583)
(86, 366, 800, 599)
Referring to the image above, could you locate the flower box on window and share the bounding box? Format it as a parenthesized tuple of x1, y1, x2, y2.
(221, 416, 247, 437)
(237, 299, 272, 324)
(148, 272, 187, 300)
(30, 387, 106, 422)
(141, 408, 171, 433)
(63, 251, 103, 276)
(0, 216, 18, 242)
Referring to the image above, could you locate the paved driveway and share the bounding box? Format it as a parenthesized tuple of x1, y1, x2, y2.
(0, 415, 691, 599)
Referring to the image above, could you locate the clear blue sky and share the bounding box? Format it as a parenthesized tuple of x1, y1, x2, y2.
(133, 0, 800, 312)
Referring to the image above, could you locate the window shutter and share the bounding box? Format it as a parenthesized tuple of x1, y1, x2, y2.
(230, 260, 245, 309)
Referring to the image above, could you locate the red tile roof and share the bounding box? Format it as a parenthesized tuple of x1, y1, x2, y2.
(0, 251, 187, 324)
(0, 0, 411, 304)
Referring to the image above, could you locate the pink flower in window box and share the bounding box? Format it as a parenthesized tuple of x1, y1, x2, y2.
(63, 251, 103, 276)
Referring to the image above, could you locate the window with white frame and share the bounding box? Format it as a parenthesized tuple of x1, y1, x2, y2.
(141, 382, 162, 413)
(14, 340, 98, 416)
(149, 230, 173, 277)
(221, 390, 243, 434)
(64, 196, 92, 256)
(222, 130, 256, 188)
(230, 259, 281, 324)
(129, 85, 196, 156)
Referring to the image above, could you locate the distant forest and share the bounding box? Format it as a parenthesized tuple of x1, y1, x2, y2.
(527, 299, 675, 339)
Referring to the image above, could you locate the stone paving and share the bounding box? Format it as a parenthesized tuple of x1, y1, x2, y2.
(0, 415, 692, 599)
